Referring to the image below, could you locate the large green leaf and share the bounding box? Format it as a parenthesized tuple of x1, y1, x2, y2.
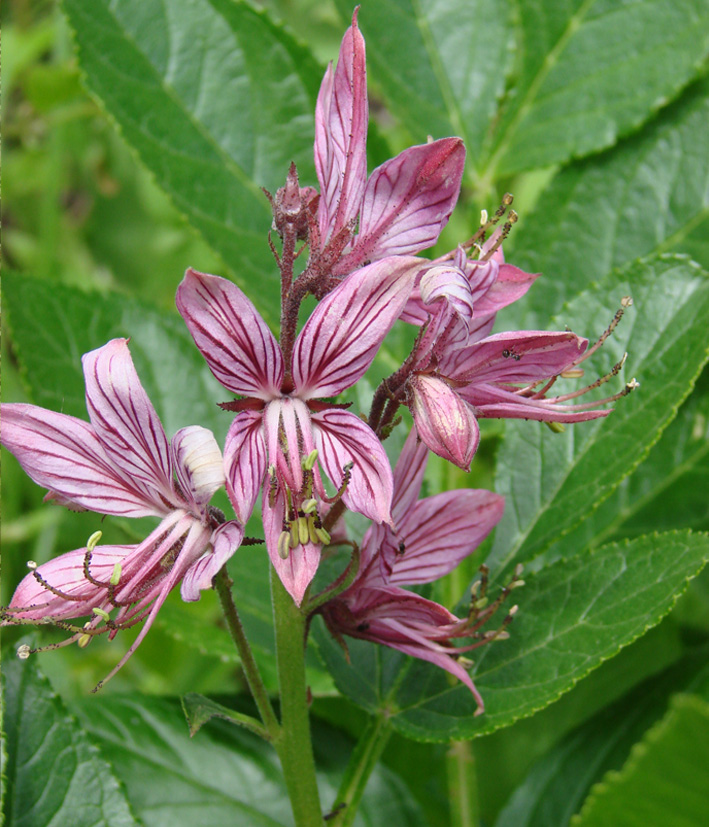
(2, 652, 137, 827)
(62, 0, 324, 325)
(482, 0, 709, 177)
(2, 271, 227, 440)
(73, 693, 426, 826)
(488, 255, 709, 575)
(494, 651, 709, 827)
(334, 0, 512, 173)
(508, 78, 709, 328)
(315, 530, 709, 741)
(571, 693, 709, 827)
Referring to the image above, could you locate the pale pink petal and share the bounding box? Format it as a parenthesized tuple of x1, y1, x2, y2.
(349, 138, 465, 265)
(472, 263, 539, 315)
(82, 339, 175, 507)
(460, 383, 611, 422)
(293, 256, 418, 398)
(419, 262, 474, 338)
(388, 490, 504, 585)
(262, 487, 320, 606)
(0, 404, 163, 517)
(181, 521, 245, 601)
(409, 375, 480, 470)
(224, 411, 267, 525)
(172, 426, 225, 513)
(176, 269, 283, 399)
(391, 428, 429, 525)
(315, 9, 368, 241)
(312, 409, 393, 525)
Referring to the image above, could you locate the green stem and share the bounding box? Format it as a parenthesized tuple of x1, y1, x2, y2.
(447, 741, 480, 827)
(271, 568, 323, 826)
(328, 713, 392, 827)
(214, 567, 280, 740)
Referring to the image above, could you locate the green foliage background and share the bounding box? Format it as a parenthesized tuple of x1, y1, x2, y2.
(2, 0, 709, 824)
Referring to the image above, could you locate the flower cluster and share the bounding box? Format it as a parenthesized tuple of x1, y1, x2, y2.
(1, 10, 634, 711)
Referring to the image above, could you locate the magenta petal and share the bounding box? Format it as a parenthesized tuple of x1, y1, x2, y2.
(353, 138, 465, 262)
(472, 263, 539, 315)
(176, 269, 284, 399)
(461, 384, 611, 422)
(419, 262, 474, 330)
(391, 428, 429, 525)
(315, 10, 368, 242)
(293, 256, 418, 398)
(409, 376, 480, 470)
(224, 411, 267, 524)
(312, 409, 394, 525)
(0, 403, 163, 517)
(388, 490, 504, 585)
(83, 339, 175, 507)
(181, 521, 245, 601)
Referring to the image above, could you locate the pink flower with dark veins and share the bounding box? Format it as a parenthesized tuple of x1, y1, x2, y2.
(176, 257, 418, 604)
(321, 430, 508, 713)
(1, 339, 241, 685)
(312, 9, 466, 279)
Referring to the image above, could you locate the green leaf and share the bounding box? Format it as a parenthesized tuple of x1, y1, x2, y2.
(74, 693, 427, 826)
(494, 650, 709, 827)
(2, 271, 227, 440)
(488, 255, 709, 575)
(182, 693, 269, 740)
(334, 0, 512, 172)
(2, 651, 138, 827)
(508, 78, 709, 328)
(315, 530, 709, 741)
(482, 0, 709, 177)
(571, 693, 709, 827)
(62, 0, 324, 325)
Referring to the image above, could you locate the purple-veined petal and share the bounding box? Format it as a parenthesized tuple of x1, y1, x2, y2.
(172, 426, 225, 514)
(409, 375, 480, 470)
(262, 487, 321, 606)
(387, 489, 504, 586)
(315, 9, 368, 242)
(293, 257, 418, 398)
(460, 383, 611, 422)
(181, 521, 245, 601)
(445, 331, 588, 384)
(349, 138, 465, 265)
(224, 411, 267, 524)
(176, 269, 284, 399)
(472, 262, 539, 315)
(312, 409, 393, 525)
(0, 403, 165, 517)
(391, 428, 429, 525)
(419, 262, 474, 331)
(83, 339, 176, 508)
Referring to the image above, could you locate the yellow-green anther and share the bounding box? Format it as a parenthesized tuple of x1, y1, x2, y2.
(298, 517, 309, 546)
(315, 527, 331, 545)
(110, 563, 122, 586)
(78, 634, 91, 649)
(268, 464, 276, 477)
(92, 607, 111, 621)
(290, 522, 300, 549)
(308, 516, 319, 545)
(278, 531, 291, 560)
(560, 368, 584, 379)
(17, 644, 31, 660)
(474, 597, 488, 610)
(303, 449, 319, 470)
(87, 530, 103, 551)
(302, 498, 318, 514)
(545, 421, 566, 434)
(27, 560, 38, 570)
(480, 209, 488, 226)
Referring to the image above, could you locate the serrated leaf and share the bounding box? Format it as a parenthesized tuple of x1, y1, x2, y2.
(494, 650, 709, 827)
(2, 652, 137, 827)
(315, 530, 709, 741)
(508, 78, 709, 328)
(488, 256, 709, 575)
(2, 271, 227, 440)
(482, 0, 709, 177)
(571, 693, 709, 827)
(74, 693, 427, 826)
(334, 0, 512, 171)
(62, 0, 324, 325)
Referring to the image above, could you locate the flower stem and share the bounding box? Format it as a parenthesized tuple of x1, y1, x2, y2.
(328, 713, 391, 827)
(214, 566, 280, 739)
(270, 567, 324, 826)
(447, 740, 480, 827)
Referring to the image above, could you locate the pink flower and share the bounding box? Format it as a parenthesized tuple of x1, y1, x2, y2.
(176, 257, 417, 604)
(312, 9, 466, 278)
(321, 430, 506, 713)
(1, 339, 241, 685)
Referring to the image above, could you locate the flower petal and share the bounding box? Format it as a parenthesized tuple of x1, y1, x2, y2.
(172, 426, 225, 513)
(0, 403, 164, 517)
(293, 256, 418, 398)
(224, 411, 267, 524)
(460, 383, 611, 422)
(82, 339, 175, 508)
(409, 376, 480, 470)
(181, 521, 245, 601)
(176, 269, 284, 399)
(315, 9, 368, 242)
(312, 409, 394, 525)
